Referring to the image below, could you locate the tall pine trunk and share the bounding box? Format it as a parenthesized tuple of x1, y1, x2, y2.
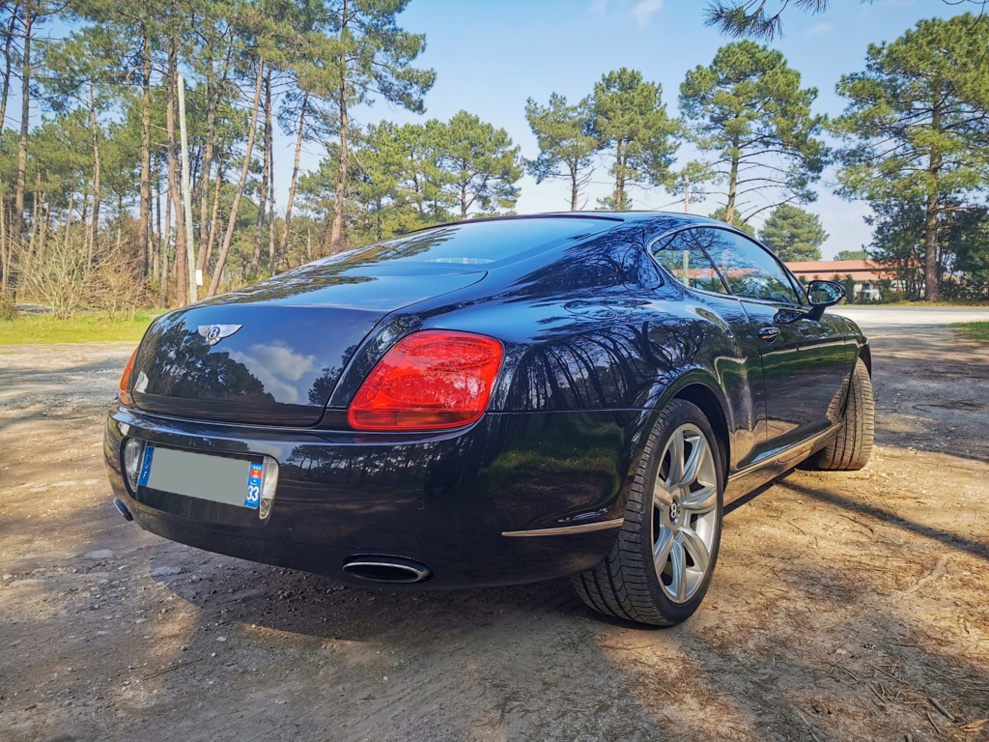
(248, 67, 272, 279)
(196, 26, 228, 277)
(138, 30, 152, 282)
(725, 135, 740, 225)
(924, 104, 943, 303)
(165, 40, 188, 306)
(88, 82, 102, 262)
(0, 10, 17, 130)
(159, 156, 171, 307)
(202, 158, 224, 274)
(208, 59, 264, 297)
(13, 7, 32, 259)
(330, 87, 348, 253)
(613, 139, 626, 210)
(329, 0, 350, 254)
(569, 163, 579, 211)
(276, 94, 308, 273)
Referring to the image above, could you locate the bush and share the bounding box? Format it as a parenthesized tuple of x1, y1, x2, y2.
(17, 227, 143, 318)
(0, 292, 15, 320)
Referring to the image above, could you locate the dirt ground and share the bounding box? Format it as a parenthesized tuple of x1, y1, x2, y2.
(1, 311, 987, 742)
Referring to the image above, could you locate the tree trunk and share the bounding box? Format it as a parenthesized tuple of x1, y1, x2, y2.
(248, 67, 272, 279)
(196, 112, 215, 276)
(165, 41, 188, 306)
(0, 202, 8, 296)
(0, 9, 17, 130)
(569, 162, 579, 211)
(159, 157, 171, 307)
(196, 23, 233, 278)
(88, 82, 102, 261)
(13, 7, 33, 252)
(36, 188, 47, 264)
(208, 59, 264, 297)
(202, 158, 224, 274)
(116, 194, 123, 256)
(923, 103, 943, 303)
(725, 135, 740, 224)
(330, 88, 348, 254)
(613, 140, 626, 210)
(63, 191, 74, 252)
(138, 30, 152, 281)
(923, 193, 940, 303)
(276, 94, 308, 274)
(151, 154, 159, 277)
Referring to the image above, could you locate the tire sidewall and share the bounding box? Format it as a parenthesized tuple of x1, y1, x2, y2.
(634, 399, 725, 624)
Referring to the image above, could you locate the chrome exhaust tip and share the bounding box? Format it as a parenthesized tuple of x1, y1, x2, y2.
(342, 556, 432, 584)
(112, 498, 134, 522)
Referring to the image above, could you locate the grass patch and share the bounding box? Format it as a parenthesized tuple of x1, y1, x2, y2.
(953, 321, 989, 343)
(0, 311, 159, 345)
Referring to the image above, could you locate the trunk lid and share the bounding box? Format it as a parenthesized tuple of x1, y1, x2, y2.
(131, 265, 485, 426)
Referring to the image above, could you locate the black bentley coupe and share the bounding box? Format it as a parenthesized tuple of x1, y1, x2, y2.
(105, 212, 873, 626)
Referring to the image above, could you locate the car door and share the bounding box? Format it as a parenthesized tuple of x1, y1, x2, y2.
(650, 228, 768, 470)
(701, 228, 851, 452)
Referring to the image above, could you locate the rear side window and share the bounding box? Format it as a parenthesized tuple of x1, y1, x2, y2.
(703, 229, 801, 305)
(651, 230, 728, 294)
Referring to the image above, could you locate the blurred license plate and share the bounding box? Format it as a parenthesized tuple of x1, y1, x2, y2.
(137, 445, 265, 509)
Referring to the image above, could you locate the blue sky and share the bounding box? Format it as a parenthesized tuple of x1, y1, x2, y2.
(330, 0, 979, 258)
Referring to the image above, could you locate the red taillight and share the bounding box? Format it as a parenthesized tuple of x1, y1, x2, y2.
(118, 346, 139, 406)
(347, 330, 504, 431)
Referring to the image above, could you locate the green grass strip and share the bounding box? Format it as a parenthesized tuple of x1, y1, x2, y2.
(952, 321, 989, 343)
(0, 311, 159, 345)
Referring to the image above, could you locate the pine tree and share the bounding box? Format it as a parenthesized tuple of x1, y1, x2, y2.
(679, 41, 826, 225)
(759, 204, 827, 261)
(525, 93, 598, 211)
(833, 14, 989, 302)
(590, 68, 678, 210)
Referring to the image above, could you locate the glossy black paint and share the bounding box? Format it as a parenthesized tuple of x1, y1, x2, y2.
(105, 212, 869, 588)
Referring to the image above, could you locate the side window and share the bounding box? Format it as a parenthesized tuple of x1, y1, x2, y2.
(706, 230, 801, 304)
(650, 229, 728, 295)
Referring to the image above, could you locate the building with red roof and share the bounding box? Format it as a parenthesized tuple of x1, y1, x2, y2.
(784, 260, 895, 301)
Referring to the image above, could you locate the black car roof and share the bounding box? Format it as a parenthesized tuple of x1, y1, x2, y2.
(405, 211, 729, 234)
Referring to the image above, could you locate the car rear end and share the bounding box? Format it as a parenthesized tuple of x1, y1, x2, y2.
(105, 216, 633, 587)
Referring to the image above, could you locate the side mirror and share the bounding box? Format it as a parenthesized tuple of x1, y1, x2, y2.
(806, 280, 846, 320)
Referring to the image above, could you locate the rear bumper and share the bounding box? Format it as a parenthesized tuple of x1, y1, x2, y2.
(104, 404, 639, 588)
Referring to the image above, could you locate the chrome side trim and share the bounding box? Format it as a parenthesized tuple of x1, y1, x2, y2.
(502, 518, 624, 538)
(731, 424, 836, 479)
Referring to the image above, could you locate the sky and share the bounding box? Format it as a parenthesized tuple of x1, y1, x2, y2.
(320, 0, 981, 259)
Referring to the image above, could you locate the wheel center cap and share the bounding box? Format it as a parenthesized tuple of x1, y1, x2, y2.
(669, 501, 681, 524)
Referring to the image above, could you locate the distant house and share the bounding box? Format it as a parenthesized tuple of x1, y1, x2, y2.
(784, 260, 893, 301)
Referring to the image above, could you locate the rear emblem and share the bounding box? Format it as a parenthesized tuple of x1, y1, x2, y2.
(198, 324, 242, 346)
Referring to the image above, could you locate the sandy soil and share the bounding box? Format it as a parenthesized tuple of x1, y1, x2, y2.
(1, 316, 987, 742)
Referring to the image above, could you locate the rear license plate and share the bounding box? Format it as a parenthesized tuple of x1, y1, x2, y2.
(137, 445, 265, 509)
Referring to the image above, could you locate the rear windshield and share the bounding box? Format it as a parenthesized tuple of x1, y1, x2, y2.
(321, 217, 618, 268)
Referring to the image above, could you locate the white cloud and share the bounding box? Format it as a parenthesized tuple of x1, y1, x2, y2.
(806, 22, 835, 37)
(632, 0, 663, 26)
(588, 0, 608, 13)
(229, 343, 316, 404)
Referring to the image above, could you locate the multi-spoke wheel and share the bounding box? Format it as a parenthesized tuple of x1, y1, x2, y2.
(651, 421, 720, 605)
(572, 399, 724, 626)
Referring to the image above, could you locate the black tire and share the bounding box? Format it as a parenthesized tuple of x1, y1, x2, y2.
(572, 399, 724, 627)
(810, 357, 874, 471)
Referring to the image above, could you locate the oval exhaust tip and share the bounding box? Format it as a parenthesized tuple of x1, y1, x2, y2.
(343, 556, 432, 584)
(113, 498, 134, 521)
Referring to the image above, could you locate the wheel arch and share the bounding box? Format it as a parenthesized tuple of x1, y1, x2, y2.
(858, 344, 872, 375)
(670, 381, 731, 487)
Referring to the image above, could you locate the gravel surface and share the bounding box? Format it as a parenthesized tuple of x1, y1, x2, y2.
(1, 311, 987, 742)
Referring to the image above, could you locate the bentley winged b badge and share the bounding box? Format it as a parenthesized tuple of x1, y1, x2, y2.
(198, 324, 242, 346)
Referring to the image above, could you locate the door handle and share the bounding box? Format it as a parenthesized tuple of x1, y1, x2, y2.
(758, 326, 781, 342)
